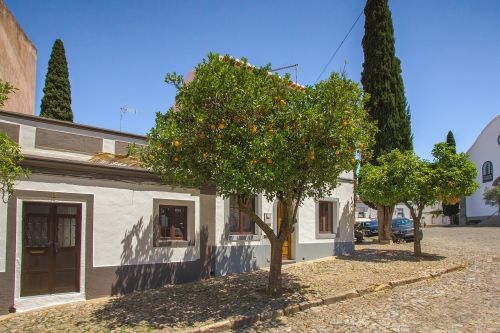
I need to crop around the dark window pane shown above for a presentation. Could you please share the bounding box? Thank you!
[26,216,49,247]
[158,205,187,240]
[228,196,255,235]
[319,202,333,233]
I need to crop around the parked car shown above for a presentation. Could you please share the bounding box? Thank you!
[391,218,423,243]
[357,220,379,237]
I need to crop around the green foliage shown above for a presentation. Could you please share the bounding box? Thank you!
[483,187,500,210]
[359,144,477,255]
[0,133,29,202]
[442,130,459,216]
[40,39,73,122]
[361,0,413,160]
[147,53,376,205]
[432,143,478,204]
[0,80,17,108]
[359,150,425,207]
[359,144,478,210]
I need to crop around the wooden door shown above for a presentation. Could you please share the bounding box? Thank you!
[277,202,292,260]
[21,202,81,297]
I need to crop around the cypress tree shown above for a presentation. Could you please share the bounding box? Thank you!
[442,130,460,222]
[360,0,413,241]
[40,39,73,122]
[445,130,456,153]
[361,0,412,158]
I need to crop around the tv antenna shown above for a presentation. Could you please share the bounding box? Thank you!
[119,106,137,131]
[271,64,298,83]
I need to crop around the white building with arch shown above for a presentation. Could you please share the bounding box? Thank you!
[462,115,500,224]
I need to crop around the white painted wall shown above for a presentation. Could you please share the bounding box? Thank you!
[466,116,500,218]
[13,175,201,267]
[298,183,354,244]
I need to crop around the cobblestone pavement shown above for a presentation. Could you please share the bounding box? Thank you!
[233,227,500,333]
[0,227,490,332]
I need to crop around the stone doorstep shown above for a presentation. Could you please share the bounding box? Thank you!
[183,263,467,333]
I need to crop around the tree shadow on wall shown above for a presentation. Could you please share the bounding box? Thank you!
[91,216,308,330]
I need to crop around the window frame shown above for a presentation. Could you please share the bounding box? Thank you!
[158,205,188,241]
[482,161,493,183]
[228,196,256,235]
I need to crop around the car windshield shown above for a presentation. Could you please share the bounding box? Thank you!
[368,221,378,226]
[392,219,412,227]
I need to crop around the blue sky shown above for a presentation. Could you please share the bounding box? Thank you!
[6,0,500,159]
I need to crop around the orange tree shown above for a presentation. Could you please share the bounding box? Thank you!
[146,53,376,295]
[359,144,477,256]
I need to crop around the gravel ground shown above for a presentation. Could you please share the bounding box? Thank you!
[0,227,483,332]
[233,227,500,333]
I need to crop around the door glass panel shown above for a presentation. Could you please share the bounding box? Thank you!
[26,216,49,247]
[57,217,77,247]
[57,206,77,215]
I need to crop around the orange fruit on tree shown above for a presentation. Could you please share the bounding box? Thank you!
[210,124,216,130]
[266,158,273,165]
[251,159,257,165]
[219,123,225,130]
[173,140,180,147]
[251,126,257,134]
[342,120,349,127]
[202,152,208,159]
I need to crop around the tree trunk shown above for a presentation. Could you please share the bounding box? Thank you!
[406,204,422,256]
[267,238,284,296]
[377,205,394,243]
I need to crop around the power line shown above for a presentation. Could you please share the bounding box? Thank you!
[315,9,364,83]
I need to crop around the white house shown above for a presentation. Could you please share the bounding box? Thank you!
[0,109,355,314]
[355,199,411,221]
[462,115,500,224]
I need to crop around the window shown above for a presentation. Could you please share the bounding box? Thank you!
[319,201,334,233]
[229,196,255,234]
[158,205,187,240]
[482,161,493,183]
[396,208,405,218]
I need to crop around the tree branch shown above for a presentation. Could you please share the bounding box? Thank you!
[238,196,277,242]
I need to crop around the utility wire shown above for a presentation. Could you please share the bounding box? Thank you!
[315,9,364,83]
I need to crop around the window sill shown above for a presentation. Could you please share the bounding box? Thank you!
[316,233,336,239]
[226,234,262,242]
[155,240,193,248]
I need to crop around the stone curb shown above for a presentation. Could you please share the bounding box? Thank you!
[169,263,467,333]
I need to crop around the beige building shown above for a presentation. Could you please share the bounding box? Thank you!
[0,0,37,115]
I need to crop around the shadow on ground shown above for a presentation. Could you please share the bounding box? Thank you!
[90,270,308,330]
[339,247,446,263]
